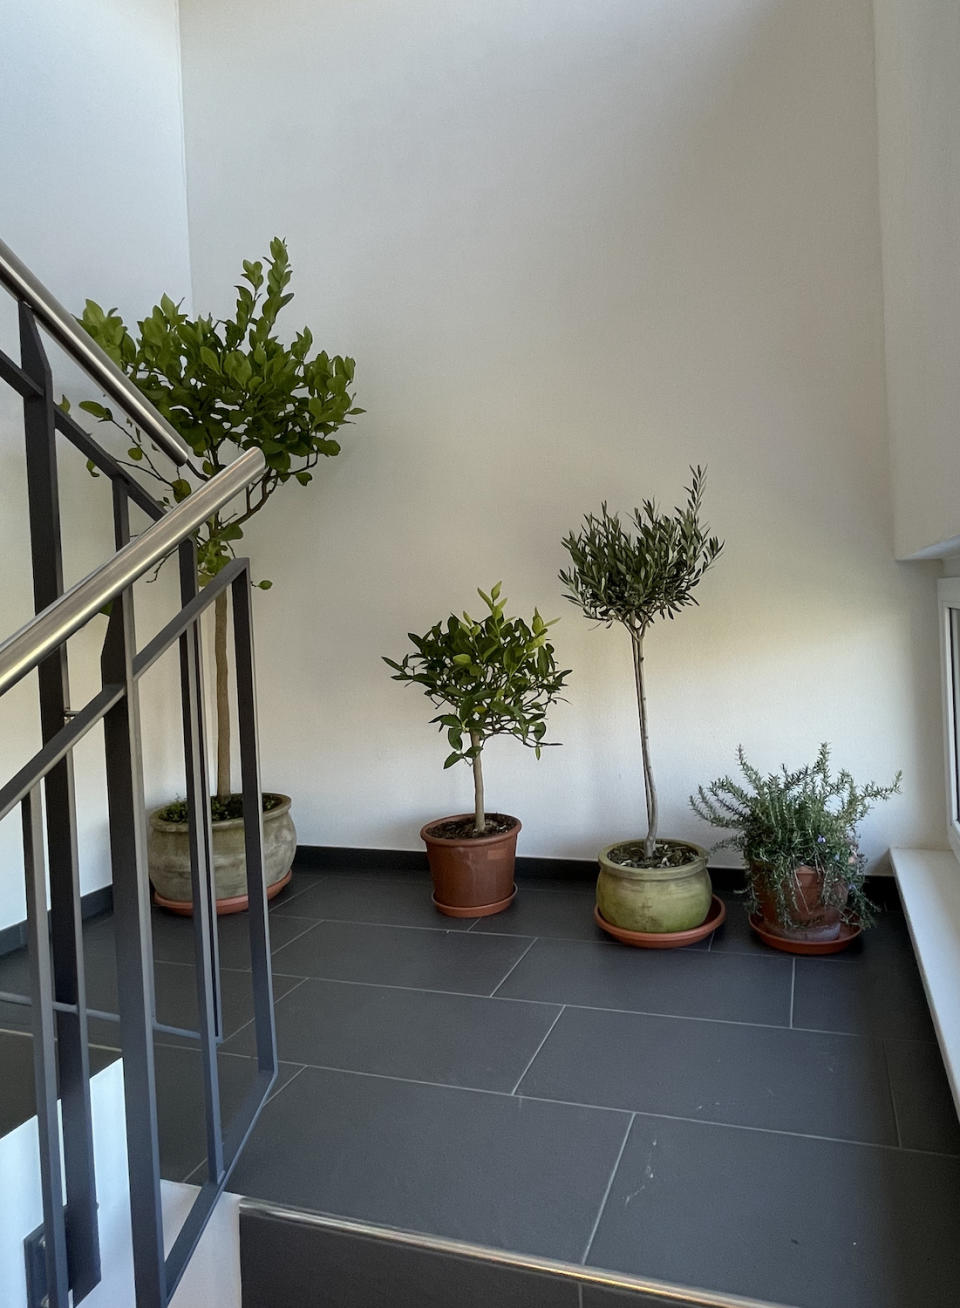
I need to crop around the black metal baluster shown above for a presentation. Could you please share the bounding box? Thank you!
[101,592,166,1308]
[23,785,71,1308]
[178,541,225,1180]
[19,302,100,1299]
[232,570,277,1076]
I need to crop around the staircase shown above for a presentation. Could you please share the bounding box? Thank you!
[0,238,276,1308]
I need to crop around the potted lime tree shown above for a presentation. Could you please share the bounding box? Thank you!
[690,744,901,953]
[76,238,362,912]
[560,467,723,944]
[384,584,571,917]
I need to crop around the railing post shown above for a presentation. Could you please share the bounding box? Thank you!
[19,302,100,1299]
[232,570,277,1075]
[23,786,71,1308]
[101,592,166,1308]
[178,540,225,1181]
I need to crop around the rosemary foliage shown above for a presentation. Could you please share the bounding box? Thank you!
[690,745,901,929]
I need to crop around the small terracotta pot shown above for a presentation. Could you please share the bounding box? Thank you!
[420,813,520,918]
[753,864,847,943]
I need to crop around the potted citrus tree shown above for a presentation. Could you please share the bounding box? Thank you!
[690,744,901,953]
[560,467,723,943]
[76,237,362,912]
[384,584,571,917]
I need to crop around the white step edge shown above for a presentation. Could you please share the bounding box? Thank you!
[889,847,960,1118]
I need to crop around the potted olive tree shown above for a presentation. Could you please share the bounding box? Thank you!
[384,584,571,917]
[76,238,362,912]
[560,467,723,942]
[690,744,901,953]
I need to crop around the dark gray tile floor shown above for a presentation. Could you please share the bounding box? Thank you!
[2,871,959,1307]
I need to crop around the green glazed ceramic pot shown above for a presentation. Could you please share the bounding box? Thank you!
[596,838,711,933]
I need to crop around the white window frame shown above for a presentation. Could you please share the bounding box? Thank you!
[938,577,960,862]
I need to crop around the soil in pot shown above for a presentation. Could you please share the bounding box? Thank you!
[420,813,520,918]
[149,792,297,915]
[597,838,712,935]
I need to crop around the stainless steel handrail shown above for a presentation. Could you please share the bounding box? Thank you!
[0,236,189,466]
[238,1202,797,1308]
[0,448,265,696]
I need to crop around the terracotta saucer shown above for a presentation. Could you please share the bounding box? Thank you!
[153,868,292,917]
[594,894,726,949]
[748,913,861,955]
[433,885,517,919]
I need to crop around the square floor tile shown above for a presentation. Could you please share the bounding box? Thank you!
[792,951,936,1040]
[270,920,533,995]
[497,938,791,1025]
[222,978,560,1091]
[228,1065,631,1263]
[151,1044,301,1181]
[271,871,476,930]
[239,1212,580,1308]
[519,1006,895,1143]
[150,910,316,970]
[470,885,625,945]
[885,1038,960,1154]
[588,1114,960,1308]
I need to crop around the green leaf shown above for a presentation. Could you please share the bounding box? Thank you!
[127,446,143,461]
[79,400,111,421]
[443,752,461,769]
[171,478,192,502]
[257,579,273,590]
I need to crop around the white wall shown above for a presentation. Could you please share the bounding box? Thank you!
[873,0,960,561]
[178,0,944,868]
[0,0,193,928]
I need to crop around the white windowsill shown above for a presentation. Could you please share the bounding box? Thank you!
[890,847,960,1118]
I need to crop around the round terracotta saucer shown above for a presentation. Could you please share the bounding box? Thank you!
[153,868,292,917]
[594,894,726,949]
[748,913,861,955]
[433,885,518,919]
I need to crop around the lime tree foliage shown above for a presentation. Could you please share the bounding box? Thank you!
[384,585,572,834]
[70,237,361,800]
[690,744,901,928]
[560,466,723,864]
[73,237,362,587]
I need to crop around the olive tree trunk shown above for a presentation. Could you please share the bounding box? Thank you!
[630,627,657,859]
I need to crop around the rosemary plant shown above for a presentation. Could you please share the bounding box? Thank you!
[690,745,901,929]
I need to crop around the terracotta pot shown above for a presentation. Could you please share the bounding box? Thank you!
[752,863,847,943]
[148,793,297,915]
[420,813,520,918]
[596,839,712,934]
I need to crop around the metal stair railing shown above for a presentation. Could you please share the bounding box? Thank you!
[0,238,278,1308]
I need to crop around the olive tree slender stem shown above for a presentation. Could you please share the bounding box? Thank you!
[631,627,657,858]
[214,588,231,800]
[470,731,485,834]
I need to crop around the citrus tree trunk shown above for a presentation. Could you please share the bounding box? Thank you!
[470,732,485,834]
[214,588,231,801]
[630,627,657,859]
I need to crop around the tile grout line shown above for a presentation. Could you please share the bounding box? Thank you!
[509,1005,566,1095]
[224,1054,957,1158]
[580,1111,636,1265]
[880,1039,903,1149]
[180,1063,309,1186]
[216,975,311,1050]
[488,937,539,997]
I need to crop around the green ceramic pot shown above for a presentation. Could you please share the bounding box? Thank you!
[596,838,711,933]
